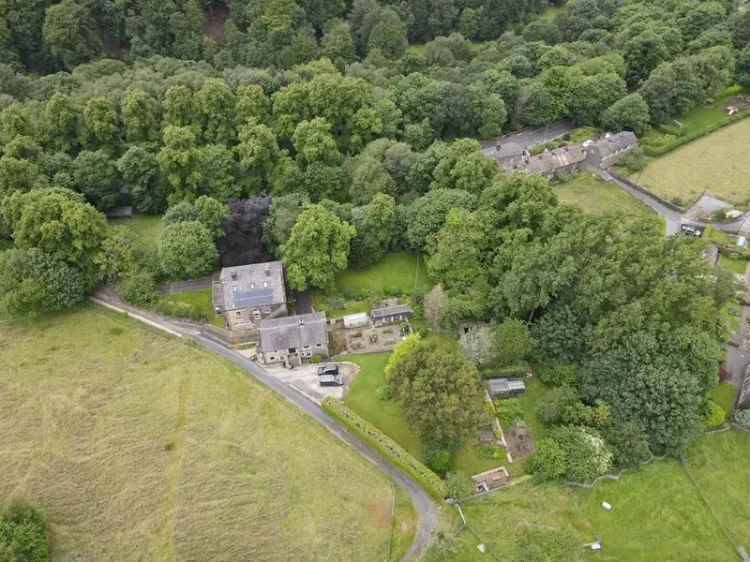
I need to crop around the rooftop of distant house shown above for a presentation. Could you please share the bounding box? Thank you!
[371,303,413,320]
[216,261,286,312]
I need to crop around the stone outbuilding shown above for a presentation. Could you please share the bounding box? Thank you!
[371,303,413,327]
[258,312,329,367]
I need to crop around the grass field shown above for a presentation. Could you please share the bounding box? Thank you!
[313,252,431,318]
[109,215,162,251]
[432,431,750,562]
[0,306,412,561]
[555,173,659,222]
[633,118,750,208]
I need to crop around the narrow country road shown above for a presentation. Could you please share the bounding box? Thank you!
[597,169,683,235]
[90,291,439,561]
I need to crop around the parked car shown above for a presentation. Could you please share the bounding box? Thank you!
[319,374,344,387]
[318,364,339,376]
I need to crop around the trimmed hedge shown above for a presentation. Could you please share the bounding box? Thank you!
[481,362,530,379]
[642,112,750,157]
[322,397,448,500]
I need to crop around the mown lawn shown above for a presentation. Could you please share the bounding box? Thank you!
[555,173,660,223]
[0,306,407,561]
[432,431,750,562]
[633,117,750,208]
[719,254,748,276]
[711,382,738,413]
[313,252,431,318]
[109,214,162,251]
[158,288,224,327]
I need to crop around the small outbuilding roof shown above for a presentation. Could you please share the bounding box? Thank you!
[371,304,413,319]
[487,378,526,396]
[342,312,370,327]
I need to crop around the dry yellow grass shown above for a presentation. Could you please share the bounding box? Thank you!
[0,306,407,561]
[632,118,750,208]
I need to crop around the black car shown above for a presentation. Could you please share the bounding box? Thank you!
[318,364,339,376]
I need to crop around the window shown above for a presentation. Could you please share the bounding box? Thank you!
[316,343,322,347]
[303,345,310,350]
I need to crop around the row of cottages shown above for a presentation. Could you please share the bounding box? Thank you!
[499,131,638,178]
[212,261,330,366]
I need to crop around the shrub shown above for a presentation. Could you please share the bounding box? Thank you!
[425,444,452,474]
[496,397,524,427]
[481,362,529,379]
[445,471,473,500]
[0,503,49,562]
[550,425,613,482]
[322,397,448,499]
[528,438,567,482]
[310,354,323,364]
[619,146,647,172]
[536,363,577,387]
[704,400,727,429]
[492,319,535,367]
[735,409,750,428]
[603,420,650,468]
[118,269,158,306]
[536,386,588,426]
[375,384,392,401]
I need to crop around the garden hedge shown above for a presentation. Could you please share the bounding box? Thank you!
[322,397,448,500]
[481,362,530,379]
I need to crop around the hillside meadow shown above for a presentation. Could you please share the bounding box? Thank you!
[0,306,412,561]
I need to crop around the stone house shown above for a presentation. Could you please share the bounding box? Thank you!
[258,312,329,367]
[213,261,287,331]
[371,303,414,327]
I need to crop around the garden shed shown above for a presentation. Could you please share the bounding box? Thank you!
[487,378,526,399]
[343,312,370,329]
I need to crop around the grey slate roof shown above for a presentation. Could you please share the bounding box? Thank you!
[594,131,637,157]
[487,378,526,395]
[218,261,286,311]
[526,145,586,174]
[371,304,413,319]
[259,312,327,353]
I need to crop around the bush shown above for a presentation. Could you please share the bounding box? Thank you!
[528,438,567,482]
[704,400,727,429]
[118,269,158,306]
[496,397,524,427]
[536,363,577,387]
[603,420,650,468]
[445,471,473,500]
[375,384,392,401]
[0,503,49,562]
[619,146,647,173]
[493,319,535,367]
[310,354,323,364]
[550,425,613,482]
[425,444,452,474]
[153,299,209,321]
[536,386,588,426]
[481,362,529,379]
[322,397,448,499]
[735,409,750,428]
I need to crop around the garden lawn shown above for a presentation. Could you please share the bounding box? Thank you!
[109,214,163,252]
[0,306,407,562]
[343,352,499,476]
[158,288,224,328]
[719,254,748,276]
[711,382,738,413]
[555,173,659,222]
[432,432,749,562]
[632,118,750,209]
[313,252,431,318]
